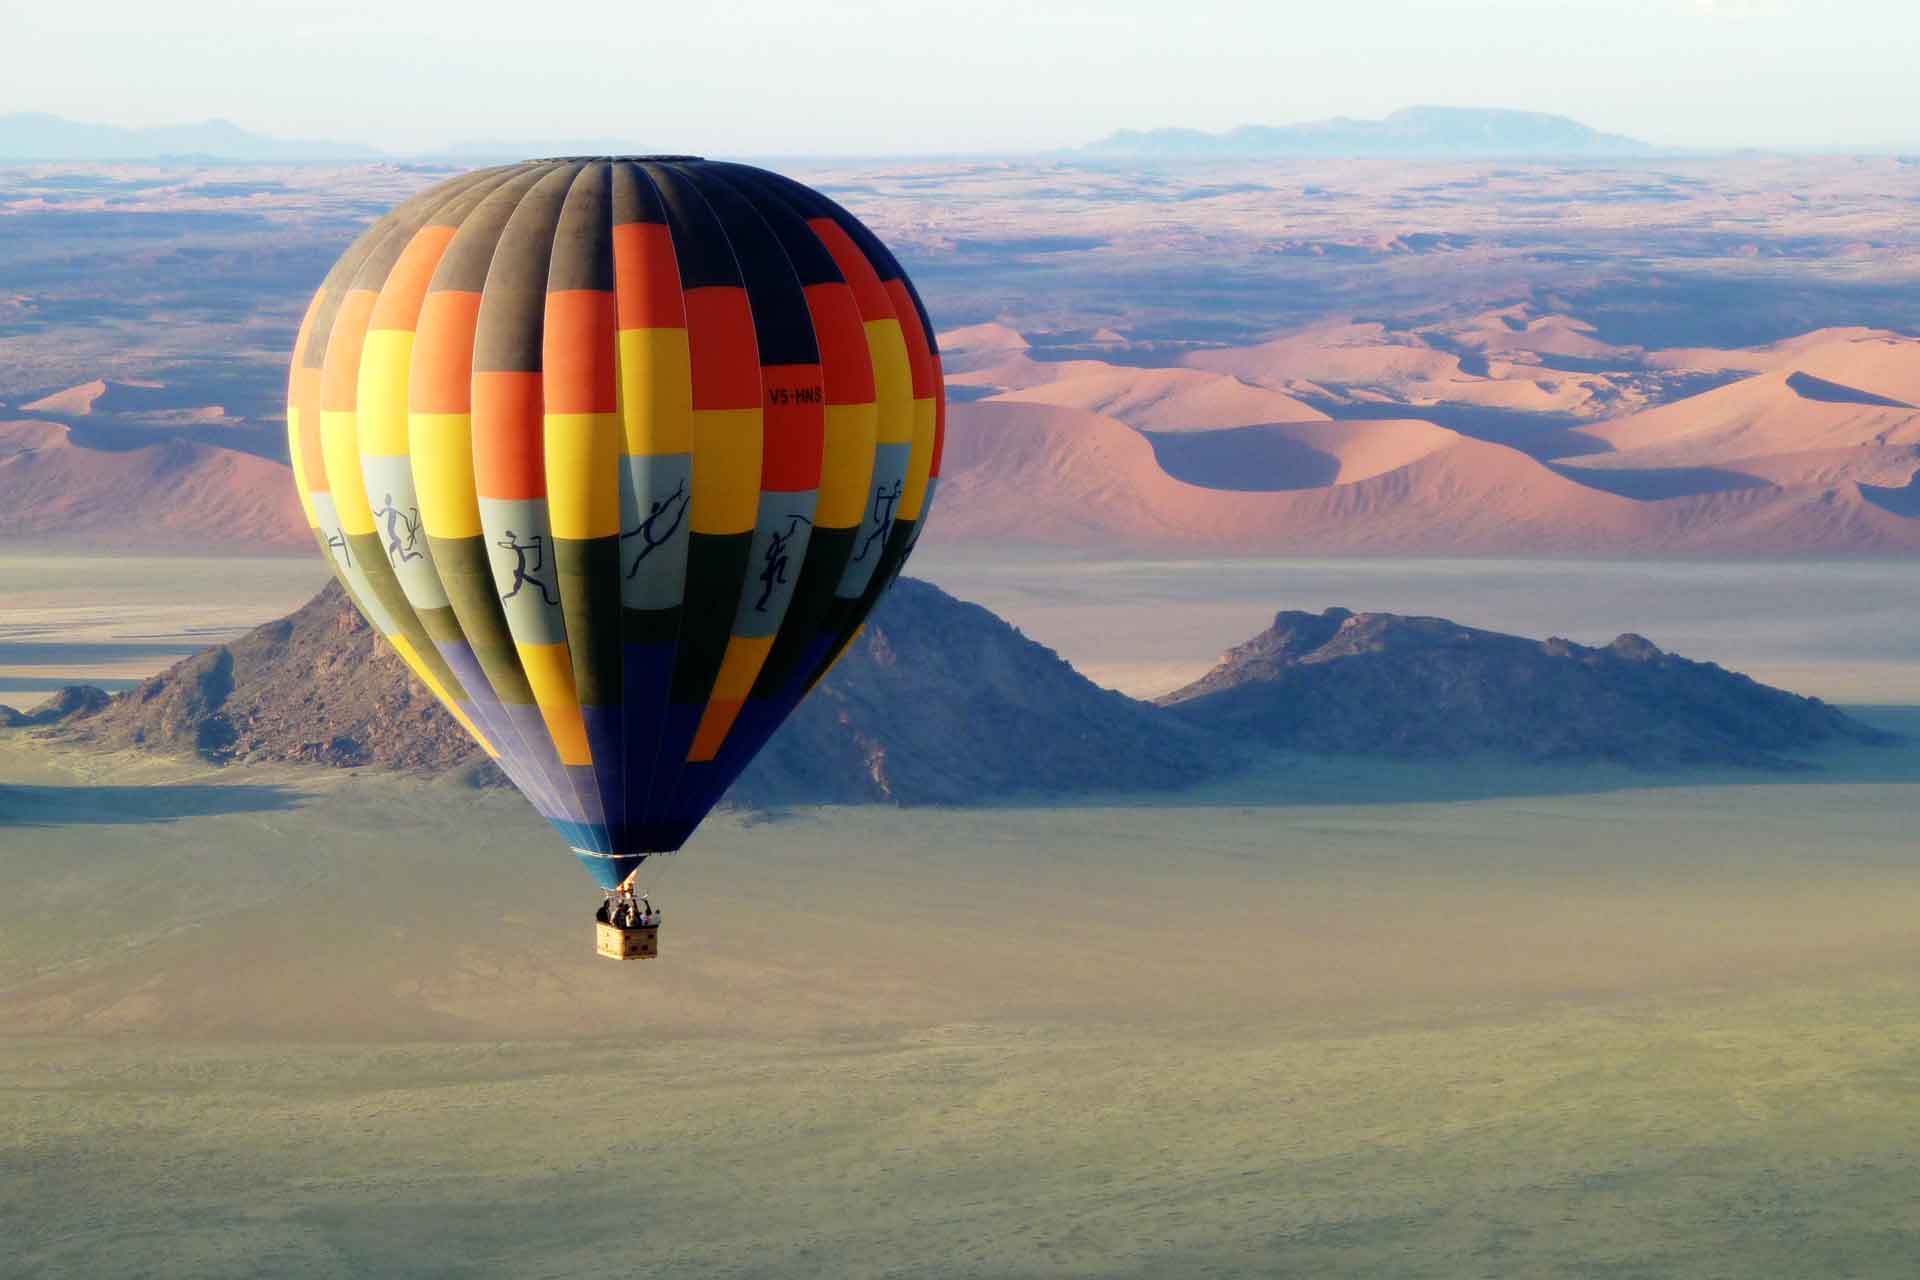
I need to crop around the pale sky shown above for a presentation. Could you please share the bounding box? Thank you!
[2,0,1915,154]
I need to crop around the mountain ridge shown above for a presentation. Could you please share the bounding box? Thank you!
[1083,107,1659,159]
[1159,607,1890,768]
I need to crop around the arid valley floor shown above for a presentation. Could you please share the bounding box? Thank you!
[8,553,1920,1276]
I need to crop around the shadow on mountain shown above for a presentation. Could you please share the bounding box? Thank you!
[0,780,305,827]
[1143,426,1342,491]
[1311,398,1611,459]
[1860,473,1920,517]
[1785,370,1915,408]
[1549,464,1773,500]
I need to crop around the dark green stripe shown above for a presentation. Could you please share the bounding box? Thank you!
[554,534,623,707]
[472,163,582,373]
[427,533,537,705]
[670,532,752,704]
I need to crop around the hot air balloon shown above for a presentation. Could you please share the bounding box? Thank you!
[286,158,945,956]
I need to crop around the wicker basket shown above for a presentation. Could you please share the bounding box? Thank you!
[596,920,660,960]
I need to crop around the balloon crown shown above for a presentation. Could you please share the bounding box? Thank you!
[529,154,707,163]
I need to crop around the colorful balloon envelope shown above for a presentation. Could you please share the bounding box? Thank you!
[287,159,945,889]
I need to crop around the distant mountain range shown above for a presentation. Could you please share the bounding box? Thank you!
[2,106,1660,164]
[1082,107,1658,159]
[0,112,379,163]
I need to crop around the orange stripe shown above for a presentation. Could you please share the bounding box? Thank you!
[688,699,744,762]
[803,283,875,405]
[884,279,934,400]
[411,291,482,413]
[808,219,893,320]
[543,290,617,414]
[320,290,377,412]
[293,368,329,493]
[287,290,322,411]
[370,225,456,331]
[684,287,759,411]
[472,371,545,500]
[613,223,685,329]
[761,363,825,492]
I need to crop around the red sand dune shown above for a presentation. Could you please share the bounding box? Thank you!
[1646,328,1912,380]
[1447,306,1636,362]
[990,365,1329,430]
[1570,365,1920,469]
[0,419,307,550]
[928,401,1920,555]
[22,378,177,417]
[1185,321,1460,389]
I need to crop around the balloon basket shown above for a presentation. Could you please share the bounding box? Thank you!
[596,919,659,960]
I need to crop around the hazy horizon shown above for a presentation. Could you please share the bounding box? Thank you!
[4,0,1918,156]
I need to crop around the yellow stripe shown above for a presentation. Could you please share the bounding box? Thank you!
[320,409,376,536]
[390,634,497,756]
[866,319,915,446]
[411,411,482,540]
[711,633,776,702]
[518,641,591,766]
[356,330,414,457]
[817,401,878,529]
[544,411,622,540]
[616,328,693,456]
[287,412,319,527]
[899,397,937,521]
[690,407,762,536]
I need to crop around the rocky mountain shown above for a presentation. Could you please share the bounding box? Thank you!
[1083,107,1657,159]
[51,578,1229,805]
[1159,608,1890,768]
[36,582,1893,794]
[0,685,108,729]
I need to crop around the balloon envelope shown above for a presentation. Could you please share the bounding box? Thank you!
[287,159,945,888]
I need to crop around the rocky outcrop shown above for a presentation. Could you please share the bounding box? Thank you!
[1159,607,1892,768]
[52,578,1229,803]
[0,684,110,728]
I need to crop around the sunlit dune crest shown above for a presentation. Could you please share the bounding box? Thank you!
[0,418,305,549]
[992,365,1330,430]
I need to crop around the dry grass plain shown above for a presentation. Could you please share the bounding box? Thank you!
[7,715,1920,1276]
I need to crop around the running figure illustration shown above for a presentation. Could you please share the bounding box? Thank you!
[851,479,903,564]
[372,492,424,563]
[496,529,558,606]
[754,514,813,612]
[620,478,689,579]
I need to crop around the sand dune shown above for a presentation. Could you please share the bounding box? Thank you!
[1144,419,1453,490]
[1570,366,1920,467]
[1186,319,1628,420]
[1446,305,1635,362]
[931,401,1920,554]
[934,401,1648,551]
[1186,321,1461,389]
[0,418,306,550]
[1646,327,1912,378]
[991,364,1329,430]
